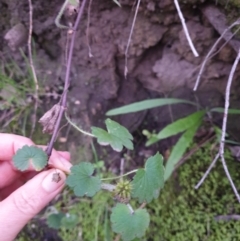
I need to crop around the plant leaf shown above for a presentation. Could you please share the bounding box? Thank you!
[164,118,203,181]
[66,162,101,197]
[106,98,197,116]
[111,203,150,241]
[47,213,65,229]
[13,145,48,171]
[146,110,205,146]
[210,107,240,114]
[91,118,133,152]
[61,214,78,228]
[131,153,164,203]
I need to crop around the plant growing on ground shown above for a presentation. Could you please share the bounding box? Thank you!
[13,119,165,240]
[107,98,240,181]
[9,0,240,239]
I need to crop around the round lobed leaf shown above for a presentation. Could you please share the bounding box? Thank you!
[66,162,101,197]
[131,152,164,203]
[13,145,48,171]
[111,203,150,241]
[47,213,65,229]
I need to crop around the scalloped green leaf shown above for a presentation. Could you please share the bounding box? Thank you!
[111,203,150,241]
[47,213,65,229]
[13,145,48,171]
[66,162,101,197]
[91,118,133,152]
[131,153,164,203]
[61,214,78,228]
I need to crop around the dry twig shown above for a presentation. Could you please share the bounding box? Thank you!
[219,49,240,202]
[174,0,199,57]
[46,0,88,157]
[195,153,219,189]
[195,49,240,201]
[86,0,94,57]
[193,18,240,91]
[28,0,39,138]
[124,0,141,78]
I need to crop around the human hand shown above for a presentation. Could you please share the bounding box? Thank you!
[0,134,72,241]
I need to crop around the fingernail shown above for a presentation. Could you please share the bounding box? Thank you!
[42,170,66,193]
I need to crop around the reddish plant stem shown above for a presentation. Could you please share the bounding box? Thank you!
[46,0,88,157]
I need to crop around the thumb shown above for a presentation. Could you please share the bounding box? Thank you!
[0,169,66,241]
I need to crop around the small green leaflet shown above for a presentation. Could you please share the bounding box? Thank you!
[210,107,240,114]
[47,213,78,229]
[111,203,150,241]
[66,162,101,197]
[91,118,133,152]
[146,110,205,146]
[61,214,78,228]
[131,153,164,203]
[47,213,65,229]
[13,145,48,171]
[106,98,197,116]
[164,117,203,181]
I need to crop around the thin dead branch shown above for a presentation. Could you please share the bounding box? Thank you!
[193,18,240,91]
[195,49,240,196]
[195,153,219,189]
[28,0,39,138]
[174,0,199,57]
[219,49,240,203]
[45,0,88,157]
[124,0,141,78]
[215,214,240,222]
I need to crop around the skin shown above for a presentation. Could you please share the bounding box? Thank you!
[0,134,72,241]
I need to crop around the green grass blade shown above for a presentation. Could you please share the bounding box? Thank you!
[210,107,240,114]
[106,98,197,116]
[164,118,203,181]
[146,110,205,146]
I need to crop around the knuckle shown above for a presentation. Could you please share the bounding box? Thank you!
[12,190,41,216]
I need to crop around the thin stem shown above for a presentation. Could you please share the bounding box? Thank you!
[101,183,116,192]
[28,0,39,138]
[194,19,240,91]
[124,0,141,78]
[101,169,138,181]
[219,49,240,202]
[174,0,199,57]
[65,112,95,137]
[127,203,134,214]
[46,0,88,157]
[55,0,70,29]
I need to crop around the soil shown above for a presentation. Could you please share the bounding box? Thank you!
[1,0,240,165]
[1,1,240,240]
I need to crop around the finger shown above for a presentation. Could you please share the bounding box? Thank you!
[0,161,21,189]
[0,169,66,241]
[0,134,34,161]
[0,171,37,198]
[58,151,71,161]
[0,133,71,174]
[39,147,72,173]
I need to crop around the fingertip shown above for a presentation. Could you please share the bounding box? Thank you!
[0,169,66,240]
[58,151,71,161]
